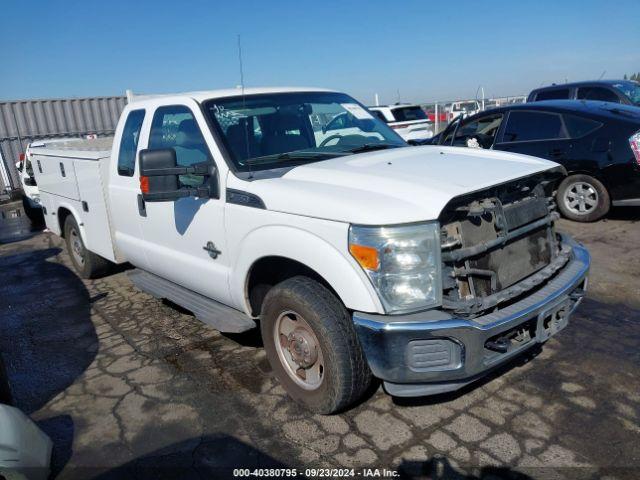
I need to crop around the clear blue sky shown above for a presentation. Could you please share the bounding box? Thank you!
[2,0,639,104]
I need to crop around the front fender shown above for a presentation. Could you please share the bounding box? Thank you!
[230,225,383,315]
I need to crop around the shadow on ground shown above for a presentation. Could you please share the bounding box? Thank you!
[0,246,97,477]
[93,435,286,480]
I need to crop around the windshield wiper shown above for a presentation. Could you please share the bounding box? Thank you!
[245,150,348,165]
[343,143,402,154]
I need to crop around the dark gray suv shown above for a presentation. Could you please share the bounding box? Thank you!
[528,80,640,107]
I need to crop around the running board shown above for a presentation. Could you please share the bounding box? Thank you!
[127,269,256,333]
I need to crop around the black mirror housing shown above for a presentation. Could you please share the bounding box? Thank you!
[139,148,217,202]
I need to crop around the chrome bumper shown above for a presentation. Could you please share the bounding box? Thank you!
[353,234,590,397]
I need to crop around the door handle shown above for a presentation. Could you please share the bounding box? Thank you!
[203,241,221,259]
[137,194,147,217]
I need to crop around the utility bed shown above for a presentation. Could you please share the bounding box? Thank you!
[30,137,120,262]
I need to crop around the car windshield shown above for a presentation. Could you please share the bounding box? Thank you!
[611,81,640,105]
[203,92,406,172]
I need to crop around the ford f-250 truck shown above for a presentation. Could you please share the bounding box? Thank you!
[31,88,590,414]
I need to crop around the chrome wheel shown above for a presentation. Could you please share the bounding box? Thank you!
[69,227,85,266]
[563,181,599,216]
[273,310,324,391]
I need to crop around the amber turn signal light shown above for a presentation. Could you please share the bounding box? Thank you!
[140,176,149,194]
[349,244,379,271]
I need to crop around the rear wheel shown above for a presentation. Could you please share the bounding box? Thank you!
[557,174,610,222]
[21,196,43,225]
[64,215,110,278]
[260,276,372,414]
[0,353,12,405]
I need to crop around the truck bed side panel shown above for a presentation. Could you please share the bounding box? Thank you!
[74,161,117,262]
[34,154,81,200]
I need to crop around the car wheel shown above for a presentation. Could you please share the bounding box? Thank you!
[557,174,610,222]
[21,196,44,224]
[0,353,12,405]
[260,276,372,414]
[64,215,110,279]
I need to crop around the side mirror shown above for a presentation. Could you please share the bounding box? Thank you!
[139,148,213,202]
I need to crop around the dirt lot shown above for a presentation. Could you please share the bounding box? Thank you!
[1,202,639,479]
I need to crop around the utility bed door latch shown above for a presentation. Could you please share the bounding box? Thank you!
[203,241,221,259]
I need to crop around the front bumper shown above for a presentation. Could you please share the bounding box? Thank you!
[353,234,590,397]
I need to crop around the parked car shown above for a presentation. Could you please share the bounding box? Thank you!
[0,353,52,480]
[15,147,43,222]
[369,104,434,141]
[428,100,640,221]
[448,100,481,121]
[528,80,640,106]
[32,87,589,414]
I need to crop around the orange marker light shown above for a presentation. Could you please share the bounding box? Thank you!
[349,244,379,271]
[140,176,149,194]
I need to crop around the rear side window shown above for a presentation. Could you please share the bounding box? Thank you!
[577,87,620,103]
[535,89,570,101]
[502,111,567,142]
[117,109,145,176]
[392,106,428,122]
[371,110,389,122]
[563,114,601,138]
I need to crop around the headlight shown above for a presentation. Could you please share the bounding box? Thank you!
[349,222,442,313]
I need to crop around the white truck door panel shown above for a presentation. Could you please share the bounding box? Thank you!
[136,101,231,304]
[34,155,80,200]
[108,108,151,270]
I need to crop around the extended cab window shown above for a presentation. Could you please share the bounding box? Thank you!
[149,106,211,188]
[451,113,503,148]
[535,89,570,101]
[502,111,567,142]
[117,109,145,176]
[576,87,620,103]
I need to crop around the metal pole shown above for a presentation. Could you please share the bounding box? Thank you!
[435,102,439,133]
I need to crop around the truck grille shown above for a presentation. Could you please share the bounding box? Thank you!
[439,170,565,317]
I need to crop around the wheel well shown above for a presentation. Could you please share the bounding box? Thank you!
[57,207,72,237]
[246,256,340,317]
[563,170,609,190]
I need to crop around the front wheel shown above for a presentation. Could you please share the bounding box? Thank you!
[260,276,372,414]
[556,174,610,222]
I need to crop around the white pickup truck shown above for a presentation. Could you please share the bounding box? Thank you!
[31,87,590,414]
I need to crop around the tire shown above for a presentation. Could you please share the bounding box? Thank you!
[260,276,372,414]
[64,215,110,279]
[21,196,44,224]
[556,174,610,222]
[0,353,12,405]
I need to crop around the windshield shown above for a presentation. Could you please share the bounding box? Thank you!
[203,92,406,171]
[611,81,640,105]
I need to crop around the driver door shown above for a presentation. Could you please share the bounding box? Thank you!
[137,100,232,305]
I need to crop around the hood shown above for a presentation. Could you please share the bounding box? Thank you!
[231,146,560,225]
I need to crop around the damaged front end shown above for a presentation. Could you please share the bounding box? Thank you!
[353,167,591,397]
[439,168,570,318]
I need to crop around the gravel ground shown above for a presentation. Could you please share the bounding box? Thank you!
[1,201,639,479]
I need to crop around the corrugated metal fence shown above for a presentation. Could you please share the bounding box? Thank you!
[0,95,127,192]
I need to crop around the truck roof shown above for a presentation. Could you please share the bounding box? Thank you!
[130,87,337,104]
[29,136,114,160]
